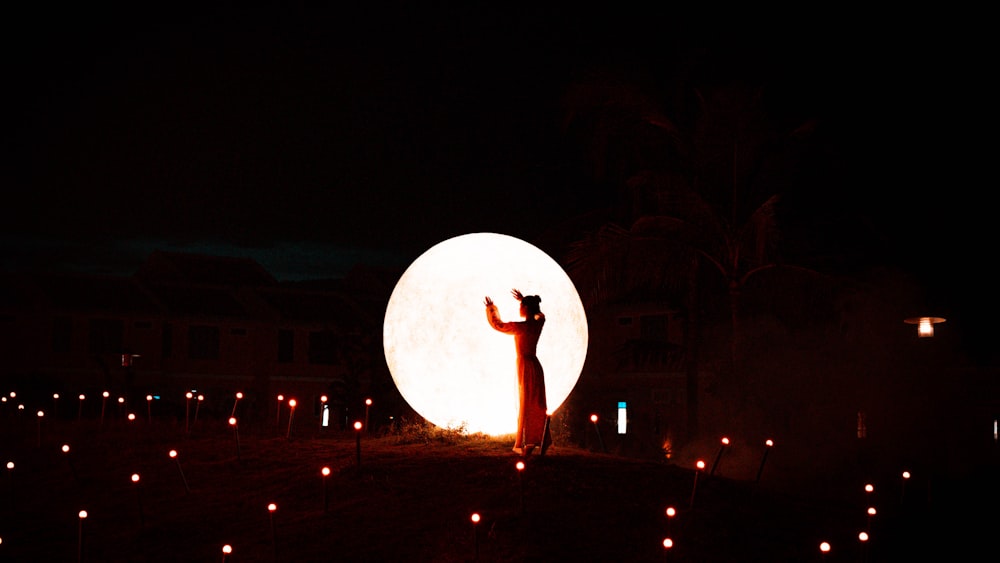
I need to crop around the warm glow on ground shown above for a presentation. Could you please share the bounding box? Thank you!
[383,233,588,435]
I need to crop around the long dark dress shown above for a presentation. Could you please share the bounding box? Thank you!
[486,304,552,454]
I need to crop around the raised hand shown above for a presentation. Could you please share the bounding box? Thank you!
[511,289,523,301]
[484,296,494,307]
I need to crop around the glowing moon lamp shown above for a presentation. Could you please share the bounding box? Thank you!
[383,232,588,436]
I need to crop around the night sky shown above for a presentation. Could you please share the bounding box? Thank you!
[2,8,993,353]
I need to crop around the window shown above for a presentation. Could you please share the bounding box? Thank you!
[640,314,667,341]
[278,329,294,363]
[53,316,72,354]
[88,318,123,355]
[308,330,339,365]
[188,325,220,360]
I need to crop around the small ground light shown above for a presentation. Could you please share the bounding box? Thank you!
[170,450,191,494]
[131,473,144,528]
[819,541,831,553]
[231,392,243,418]
[471,513,481,559]
[354,421,363,466]
[662,537,673,549]
[858,531,869,542]
[756,439,774,483]
[710,436,730,476]
[689,460,705,509]
[229,417,241,462]
[78,510,87,563]
[286,399,297,438]
[63,445,78,481]
[321,466,331,512]
[36,410,44,447]
[589,414,606,452]
[268,503,278,561]
[365,398,372,431]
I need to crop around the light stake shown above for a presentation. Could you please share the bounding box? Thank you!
[471,512,481,560]
[689,460,705,509]
[146,395,153,424]
[169,450,191,494]
[540,410,552,456]
[78,510,87,563]
[229,418,242,463]
[866,506,876,533]
[858,531,870,563]
[167,450,191,493]
[901,470,911,506]
[193,395,204,429]
[275,395,284,432]
[52,393,59,417]
[268,503,278,561]
[662,537,674,558]
[231,392,243,418]
[62,444,79,483]
[117,396,125,419]
[709,436,730,476]
[221,544,232,563]
[354,421,363,466]
[286,399,297,439]
[516,460,525,513]
[6,461,14,506]
[590,414,606,452]
[100,392,109,427]
[755,439,774,483]
[365,398,372,432]
[185,392,193,434]
[665,506,676,535]
[819,541,831,557]
[36,410,44,448]
[321,466,331,513]
[78,394,85,421]
[131,473,144,529]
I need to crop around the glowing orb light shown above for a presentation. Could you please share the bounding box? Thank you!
[383,233,588,436]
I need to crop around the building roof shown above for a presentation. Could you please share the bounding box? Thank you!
[29,272,163,316]
[136,250,277,287]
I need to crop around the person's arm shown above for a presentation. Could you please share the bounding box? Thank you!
[485,296,515,333]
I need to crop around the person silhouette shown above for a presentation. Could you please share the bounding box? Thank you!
[484,289,552,456]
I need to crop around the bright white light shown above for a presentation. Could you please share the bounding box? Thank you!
[617,401,627,434]
[383,233,588,435]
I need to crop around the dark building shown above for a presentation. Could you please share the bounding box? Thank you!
[0,251,400,431]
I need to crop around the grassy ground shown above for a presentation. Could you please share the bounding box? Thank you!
[1,413,995,562]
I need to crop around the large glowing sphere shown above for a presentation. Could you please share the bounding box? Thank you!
[383,232,588,435]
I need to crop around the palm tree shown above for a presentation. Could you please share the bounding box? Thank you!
[561,71,823,439]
